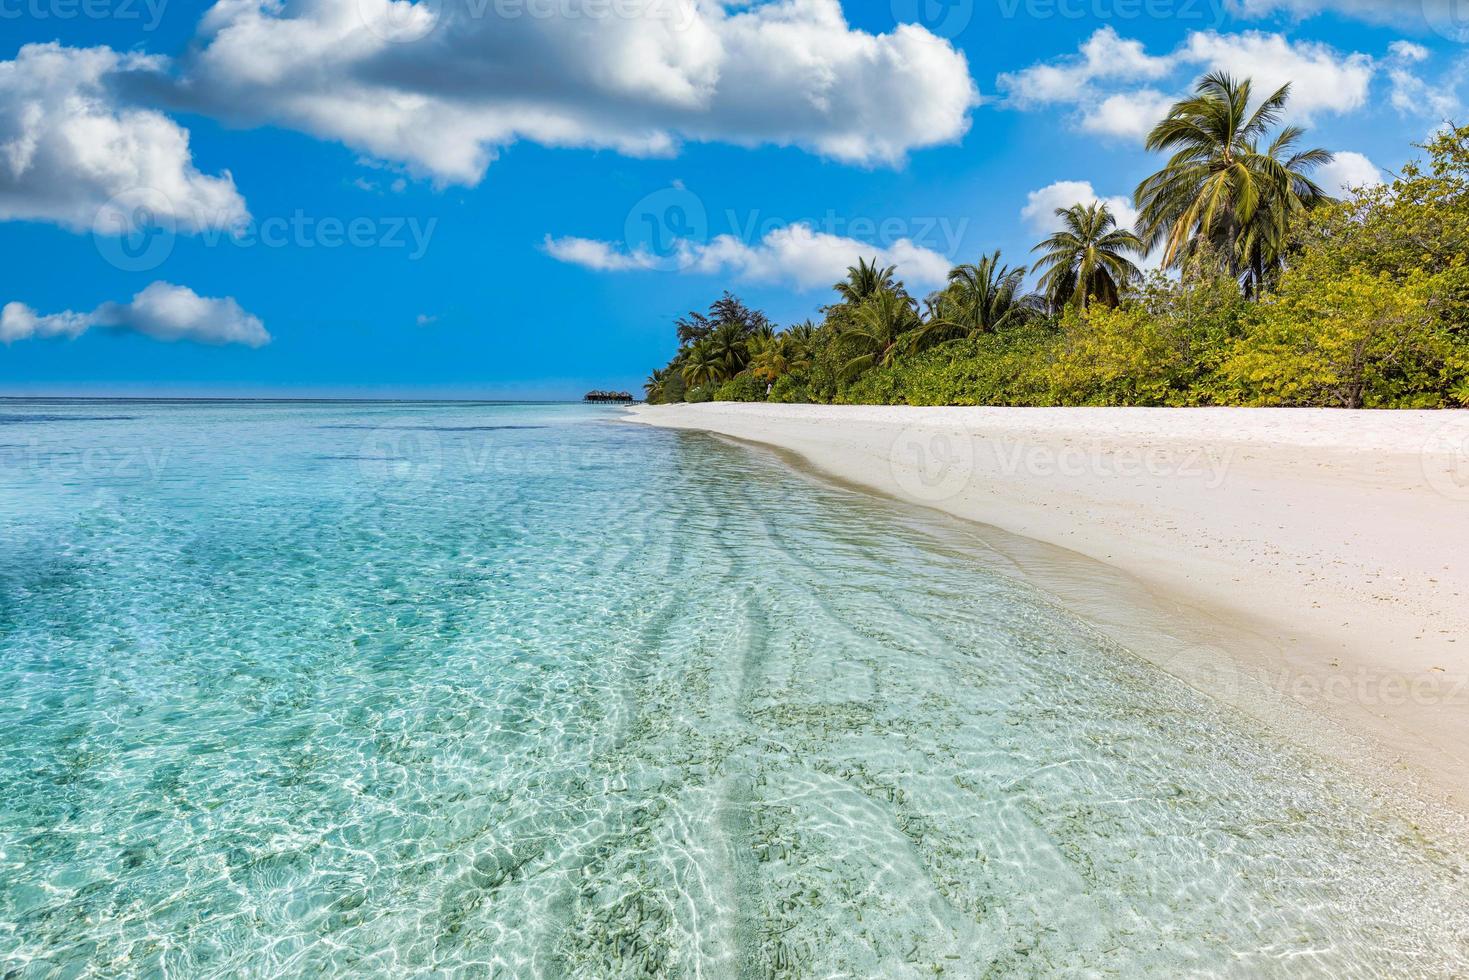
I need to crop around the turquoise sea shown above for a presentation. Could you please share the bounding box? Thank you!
[1,400,1466,978]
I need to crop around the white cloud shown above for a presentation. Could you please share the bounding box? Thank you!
[1227,0,1450,29]
[1318,151,1383,196]
[1,282,269,347]
[543,235,655,272]
[0,304,91,344]
[998,27,1174,108]
[181,0,978,185]
[1080,90,1176,141]
[544,222,954,292]
[415,313,437,326]
[1389,41,1430,63]
[1389,66,1461,119]
[1386,42,1462,120]
[1000,29,1375,139]
[0,43,247,233]
[1021,180,1139,233]
[1182,32,1373,120]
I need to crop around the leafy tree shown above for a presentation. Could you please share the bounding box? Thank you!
[1031,202,1143,310]
[643,367,668,404]
[916,251,1034,348]
[675,292,771,345]
[680,339,726,388]
[837,289,922,379]
[1222,267,1451,408]
[1134,71,1332,294]
[748,332,811,384]
[833,257,898,306]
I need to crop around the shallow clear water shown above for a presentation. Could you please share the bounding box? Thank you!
[1,400,1466,978]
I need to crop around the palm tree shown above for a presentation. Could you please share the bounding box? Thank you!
[643,367,668,403]
[1134,71,1333,294]
[1031,202,1144,310]
[833,257,898,306]
[680,339,725,388]
[838,289,922,379]
[705,321,751,378]
[748,332,811,384]
[916,251,1031,347]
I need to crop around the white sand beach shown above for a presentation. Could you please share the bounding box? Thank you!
[629,403,1469,811]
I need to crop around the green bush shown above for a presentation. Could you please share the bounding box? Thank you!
[684,384,714,403]
[768,373,812,403]
[713,374,768,402]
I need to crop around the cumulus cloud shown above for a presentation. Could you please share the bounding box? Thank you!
[1021,180,1139,233]
[0,43,247,233]
[997,27,1172,108]
[1181,32,1373,120]
[1,282,269,347]
[999,29,1374,140]
[1079,90,1177,141]
[544,222,953,292]
[1318,151,1383,196]
[180,0,978,185]
[0,304,91,344]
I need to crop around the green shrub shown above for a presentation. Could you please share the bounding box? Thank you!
[768,373,812,403]
[713,374,768,402]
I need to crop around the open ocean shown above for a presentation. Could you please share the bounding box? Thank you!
[1,400,1466,977]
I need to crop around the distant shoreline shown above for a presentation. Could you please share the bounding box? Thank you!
[629,402,1469,818]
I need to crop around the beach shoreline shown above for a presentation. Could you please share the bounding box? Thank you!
[627,403,1469,816]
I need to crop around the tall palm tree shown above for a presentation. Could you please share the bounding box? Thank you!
[916,251,1031,347]
[838,289,922,379]
[1031,202,1144,310]
[643,367,668,403]
[1134,71,1333,294]
[833,257,898,306]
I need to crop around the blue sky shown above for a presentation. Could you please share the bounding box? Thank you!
[1,0,1464,397]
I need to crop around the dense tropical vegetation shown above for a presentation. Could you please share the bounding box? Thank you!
[645,78,1469,410]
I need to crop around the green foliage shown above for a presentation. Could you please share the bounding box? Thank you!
[713,374,768,402]
[642,116,1469,412]
[1220,269,1455,408]
[768,372,812,403]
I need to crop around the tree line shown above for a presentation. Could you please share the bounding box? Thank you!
[644,74,1469,410]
